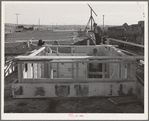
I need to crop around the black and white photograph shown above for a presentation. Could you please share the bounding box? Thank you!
[1,1,148,120]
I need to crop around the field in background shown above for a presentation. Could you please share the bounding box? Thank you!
[5,23,112,33]
[5,30,75,42]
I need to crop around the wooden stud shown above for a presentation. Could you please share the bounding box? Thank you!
[27,63,31,78]
[121,62,126,79]
[37,63,41,78]
[76,63,78,78]
[56,47,59,55]
[48,62,51,79]
[44,63,47,78]
[106,63,109,78]
[86,59,89,78]
[18,63,23,83]
[32,63,34,78]
[102,63,105,78]
[72,62,74,78]
[41,63,44,78]
[33,63,37,78]
[132,62,136,78]
[71,47,73,56]
[57,63,59,78]
[107,38,109,45]
[119,63,121,79]
[127,62,131,78]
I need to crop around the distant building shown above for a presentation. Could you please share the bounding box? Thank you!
[15,25,24,32]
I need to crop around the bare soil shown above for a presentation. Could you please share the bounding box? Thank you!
[4,72,144,113]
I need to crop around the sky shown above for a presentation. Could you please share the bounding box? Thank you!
[3,1,146,26]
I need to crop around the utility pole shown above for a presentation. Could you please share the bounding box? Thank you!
[103,15,105,35]
[15,13,20,25]
[38,19,40,30]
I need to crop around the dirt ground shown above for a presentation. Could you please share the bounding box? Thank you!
[4,30,144,113]
[4,72,144,113]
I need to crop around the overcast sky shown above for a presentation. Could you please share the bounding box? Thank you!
[3,1,146,26]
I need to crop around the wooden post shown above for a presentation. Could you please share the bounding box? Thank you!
[107,38,109,45]
[102,63,105,78]
[27,63,31,78]
[18,62,23,83]
[71,47,73,56]
[131,62,136,78]
[72,62,74,78]
[105,63,109,78]
[41,63,44,78]
[57,63,59,78]
[32,63,34,78]
[121,62,125,79]
[119,63,121,79]
[37,63,41,78]
[48,62,51,78]
[127,62,131,78]
[87,39,90,46]
[50,62,53,79]
[43,62,46,78]
[33,63,37,78]
[76,63,78,78]
[14,61,17,71]
[56,47,59,55]
[86,59,89,78]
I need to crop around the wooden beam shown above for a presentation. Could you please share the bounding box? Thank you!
[88,72,107,75]
[15,55,144,61]
[22,78,136,83]
[50,60,123,63]
[107,38,144,48]
[44,45,118,47]
[29,47,45,56]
